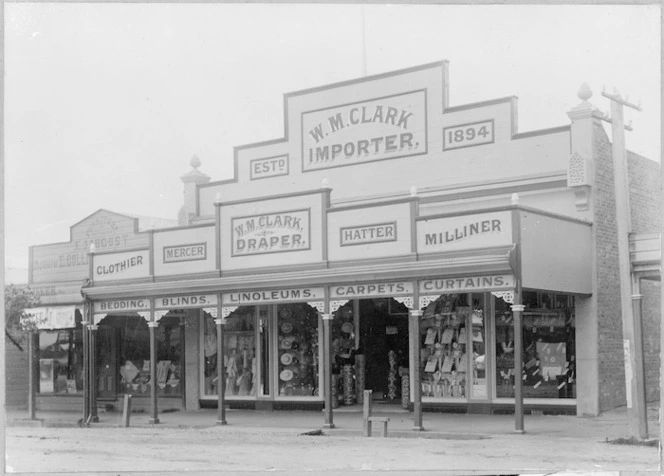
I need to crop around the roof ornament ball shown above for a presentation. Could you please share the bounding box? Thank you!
[190,154,201,170]
[511,193,520,205]
[577,83,592,103]
[410,185,418,197]
[321,177,330,188]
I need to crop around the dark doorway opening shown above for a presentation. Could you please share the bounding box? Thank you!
[358,298,409,401]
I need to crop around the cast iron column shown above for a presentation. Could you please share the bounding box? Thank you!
[148,320,160,424]
[215,317,227,425]
[631,278,648,438]
[409,310,423,430]
[89,324,99,422]
[81,316,89,423]
[27,330,37,420]
[322,312,334,429]
[511,303,525,433]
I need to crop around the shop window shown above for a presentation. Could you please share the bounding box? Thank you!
[38,329,83,394]
[203,307,258,398]
[419,293,483,400]
[277,303,319,397]
[99,314,183,398]
[494,291,576,399]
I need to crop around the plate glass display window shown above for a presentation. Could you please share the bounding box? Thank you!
[38,326,83,394]
[419,294,475,400]
[494,291,576,399]
[276,303,319,397]
[96,314,184,398]
[202,306,259,398]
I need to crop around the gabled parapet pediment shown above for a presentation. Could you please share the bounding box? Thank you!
[197,61,572,217]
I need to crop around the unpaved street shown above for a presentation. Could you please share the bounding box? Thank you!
[5,425,659,475]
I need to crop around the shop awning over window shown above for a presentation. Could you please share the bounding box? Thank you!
[21,305,78,330]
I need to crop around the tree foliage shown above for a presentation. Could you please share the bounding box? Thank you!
[5,284,41,347]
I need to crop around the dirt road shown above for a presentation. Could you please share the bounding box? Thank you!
[5,424,659,475]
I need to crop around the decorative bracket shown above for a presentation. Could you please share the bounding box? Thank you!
[137,311,152,323]
[492,291,514,304]
[419,295,438,310]
[393,296,414,309]
[93,314,106,325]
[154,310,169,322]
[567,152,592,211]
[221,306,237,318]
[203,307,218,318]
[330,300,350,313]
[308,301,325,313]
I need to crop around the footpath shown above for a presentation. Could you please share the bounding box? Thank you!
[6,401,661,441]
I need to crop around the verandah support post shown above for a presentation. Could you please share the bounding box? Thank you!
[27,330,37,420]
[148,320,160,424]
[409,309,423,431]
[215,317,227,425]
[631,276,648,438]
[512,302,525,434]
[322,312,335,429]
[89,324,99,422]
[81,313,90,423]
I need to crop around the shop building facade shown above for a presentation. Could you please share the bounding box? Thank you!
[25,61,660,419]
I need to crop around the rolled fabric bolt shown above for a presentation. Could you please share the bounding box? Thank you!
[532,369,540,376]
[557,381,566,389]
[533,381,542,389]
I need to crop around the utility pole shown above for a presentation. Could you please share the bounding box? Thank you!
[601,88,648,440]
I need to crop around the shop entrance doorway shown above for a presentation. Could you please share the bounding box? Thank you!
[358,299,409,402]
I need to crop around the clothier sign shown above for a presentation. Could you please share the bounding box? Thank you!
[301,90,427,172]
[232,209,310,256]
[93,249,151,282]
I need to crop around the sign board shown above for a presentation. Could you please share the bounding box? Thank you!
[330,282,413,299]
[222,288,325,305]
[419,275,514,294]
[94,298,150,313]
[155,294,218,309]
[250,155,289,180]
[417,211,512,254]
[231,209,311,257]
[301,90,427,172]
[443,119,495,151]
[93,249,151,282]
[23,306,77,330]
[340,222,397,247]
[163,243,207,263]
[31,210,148,285]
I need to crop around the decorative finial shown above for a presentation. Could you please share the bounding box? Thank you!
[89,243,96,254]
[190,155,201,169]
[410,186,418,197]
[577,83,592,102]
[215,193,222,204]
[321,178,330,188]
[511,193,520,205]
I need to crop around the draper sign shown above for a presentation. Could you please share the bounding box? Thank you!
[301,90,427,172]
[231,209,311,257]
[417,211,512,253]
[93,249,150,282]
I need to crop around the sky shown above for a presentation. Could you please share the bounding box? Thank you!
[5,3,661,282]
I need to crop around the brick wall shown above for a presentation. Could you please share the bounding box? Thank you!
[628,150,661,404]
[592,122,626,411]
[593,123,662,411]
[5,335,29,408]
